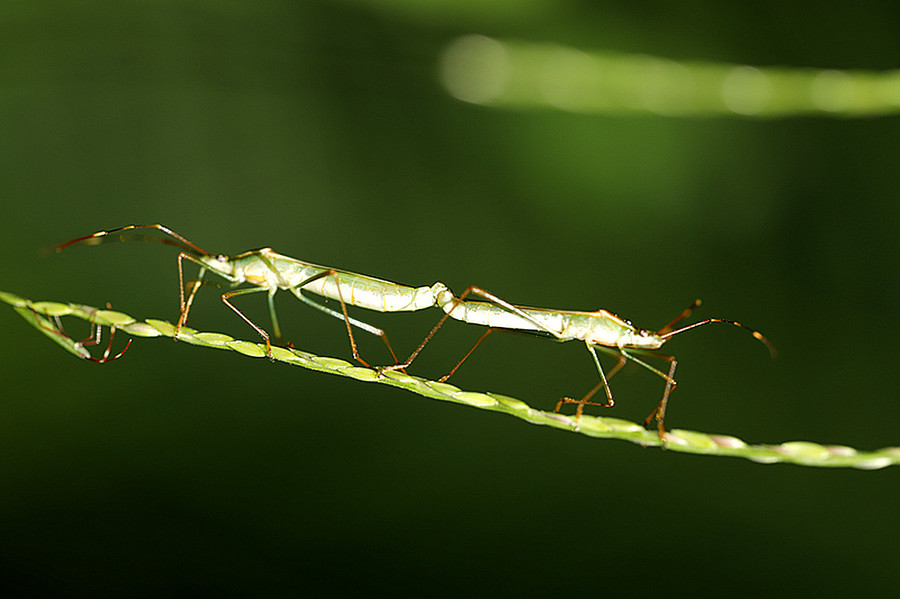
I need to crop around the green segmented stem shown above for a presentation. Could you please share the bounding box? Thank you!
[3,290,897,470]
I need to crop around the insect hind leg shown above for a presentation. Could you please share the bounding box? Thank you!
[220,286,274,357]
[386,284,570,377]
[288,270,402,369]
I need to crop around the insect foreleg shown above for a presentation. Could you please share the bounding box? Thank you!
[176,252,211,337]
[642,356,678,439]
[612,348,678,438]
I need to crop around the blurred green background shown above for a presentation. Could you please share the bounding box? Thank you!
[2,1,898,595]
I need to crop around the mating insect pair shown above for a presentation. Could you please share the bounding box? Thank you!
[56,224,775,438]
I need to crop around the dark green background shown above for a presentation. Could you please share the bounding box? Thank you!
[2,1,898,595]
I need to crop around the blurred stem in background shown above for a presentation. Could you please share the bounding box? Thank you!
[441,35,900,117]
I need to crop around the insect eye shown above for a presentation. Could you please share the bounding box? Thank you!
[216,255,228,262]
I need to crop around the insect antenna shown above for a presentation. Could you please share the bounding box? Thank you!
[54,224,212,257]
[660,317,777,358]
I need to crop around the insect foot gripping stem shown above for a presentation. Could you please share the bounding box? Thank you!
[80,325,133,363]
[31,306,132,363]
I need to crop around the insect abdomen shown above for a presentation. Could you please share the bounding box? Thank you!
[301,271,442,312]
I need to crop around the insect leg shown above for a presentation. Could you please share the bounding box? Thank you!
[288,286,401,368]
[437,327,497,382]
[380,291,463,373]
[85,323,132,363]
[286,269,401,368]
[175,252,209,338]
[385,285,568,375]
[28,305,132,362]
[611,348,679,438]
[443,285,574,374]
[220,286,275,357]
[554,343,629,417]
[642,355,678,439]
[291,290,387,336]
[250,253,401,367]
[266,289,283,344]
